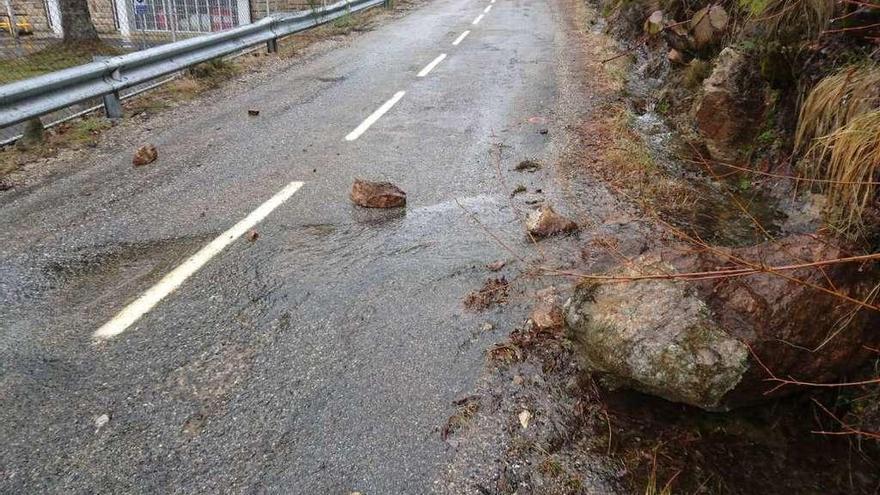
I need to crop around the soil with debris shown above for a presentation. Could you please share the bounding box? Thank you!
[438,0,880,493]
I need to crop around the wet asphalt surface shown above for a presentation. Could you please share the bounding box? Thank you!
[0,0,583,492]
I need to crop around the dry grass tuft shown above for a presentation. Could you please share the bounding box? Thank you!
[807,110,880,231]
[795,65,880,154]
[748,0,835,40]
[795,65,880,232]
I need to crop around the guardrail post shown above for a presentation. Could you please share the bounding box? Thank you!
[267,38,278,53]
[103,91,124,119]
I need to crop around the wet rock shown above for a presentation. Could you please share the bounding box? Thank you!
[486,260,506,272]
[531,287,564,331]
[526,205,578,238]
[566,235,880,410]
[566,256,749,410]
[692,48,766,161]
[132,144,158,167]
[350,179,406,208]
[94,413,110,429]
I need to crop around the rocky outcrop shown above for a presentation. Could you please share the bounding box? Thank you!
[350,179,406,208]
[692,48,766,161]
[526,205,578,238]
[565,234,880,410]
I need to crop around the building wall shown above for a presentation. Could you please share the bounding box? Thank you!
[250,0,317,21]
[9,0,52,33]
[87,0,119,34]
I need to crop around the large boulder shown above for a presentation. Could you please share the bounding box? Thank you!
[565,234,880,410]
[692,48,766,161]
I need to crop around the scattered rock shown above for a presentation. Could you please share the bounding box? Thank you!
[667,48,686,65]
[247,109,260,116]
[94,413,110,429]
[350,179,406,208]
[246,230,259,242]
[486,260,506,271]
[538,128,549,135]
[692,48,766,161]
[566,235,880,410]
[523,194,544,205]
[132,144,158,167]
[515,160,542,172]
[512,374,524,386]
[518,410,532,429]
[643,10,664,34]
[526,205,578,238]
[182,412,207,437]
[530,287,564,331]
[480,322,494,332]
[510,184,527,196]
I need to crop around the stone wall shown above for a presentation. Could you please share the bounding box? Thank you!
[9,0,51,34]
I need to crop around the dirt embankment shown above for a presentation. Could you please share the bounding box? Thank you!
[439,1,880,493]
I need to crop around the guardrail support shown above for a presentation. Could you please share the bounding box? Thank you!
[102,91,124,119]
[267,38,278,53]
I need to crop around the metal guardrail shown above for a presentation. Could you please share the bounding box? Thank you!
[0,0,384,129]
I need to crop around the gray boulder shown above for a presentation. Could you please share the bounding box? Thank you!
[565,255,749,410]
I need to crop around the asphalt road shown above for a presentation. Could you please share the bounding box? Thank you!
[0,0,583,491]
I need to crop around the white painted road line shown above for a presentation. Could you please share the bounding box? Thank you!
[452,30,470,45]
[472,13,484,24]
[417,53,447,77]
[94,181,305,339]
[345,91,406,141]
[483,4,492,12]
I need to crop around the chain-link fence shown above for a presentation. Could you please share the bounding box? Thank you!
[1,0,324,142]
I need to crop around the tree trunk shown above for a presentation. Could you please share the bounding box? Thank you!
[60,0,99,43]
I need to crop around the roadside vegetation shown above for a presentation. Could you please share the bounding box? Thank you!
[0,41,123,84]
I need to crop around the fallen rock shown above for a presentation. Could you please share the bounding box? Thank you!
[526,205,578,238]
[692,48,766,161]
[247,109,260,116]
[246,230,259,242]
[565,235,880,410]
[350,179,406,208]
[486,260,506,271]
[518,410,532,429]
[94,413,110,429]
[132,144,158,167]
[667,48,686,65]
[530,287,564,331]
[515,160,541,172]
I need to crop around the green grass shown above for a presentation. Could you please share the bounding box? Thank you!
[0,41,122,84]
